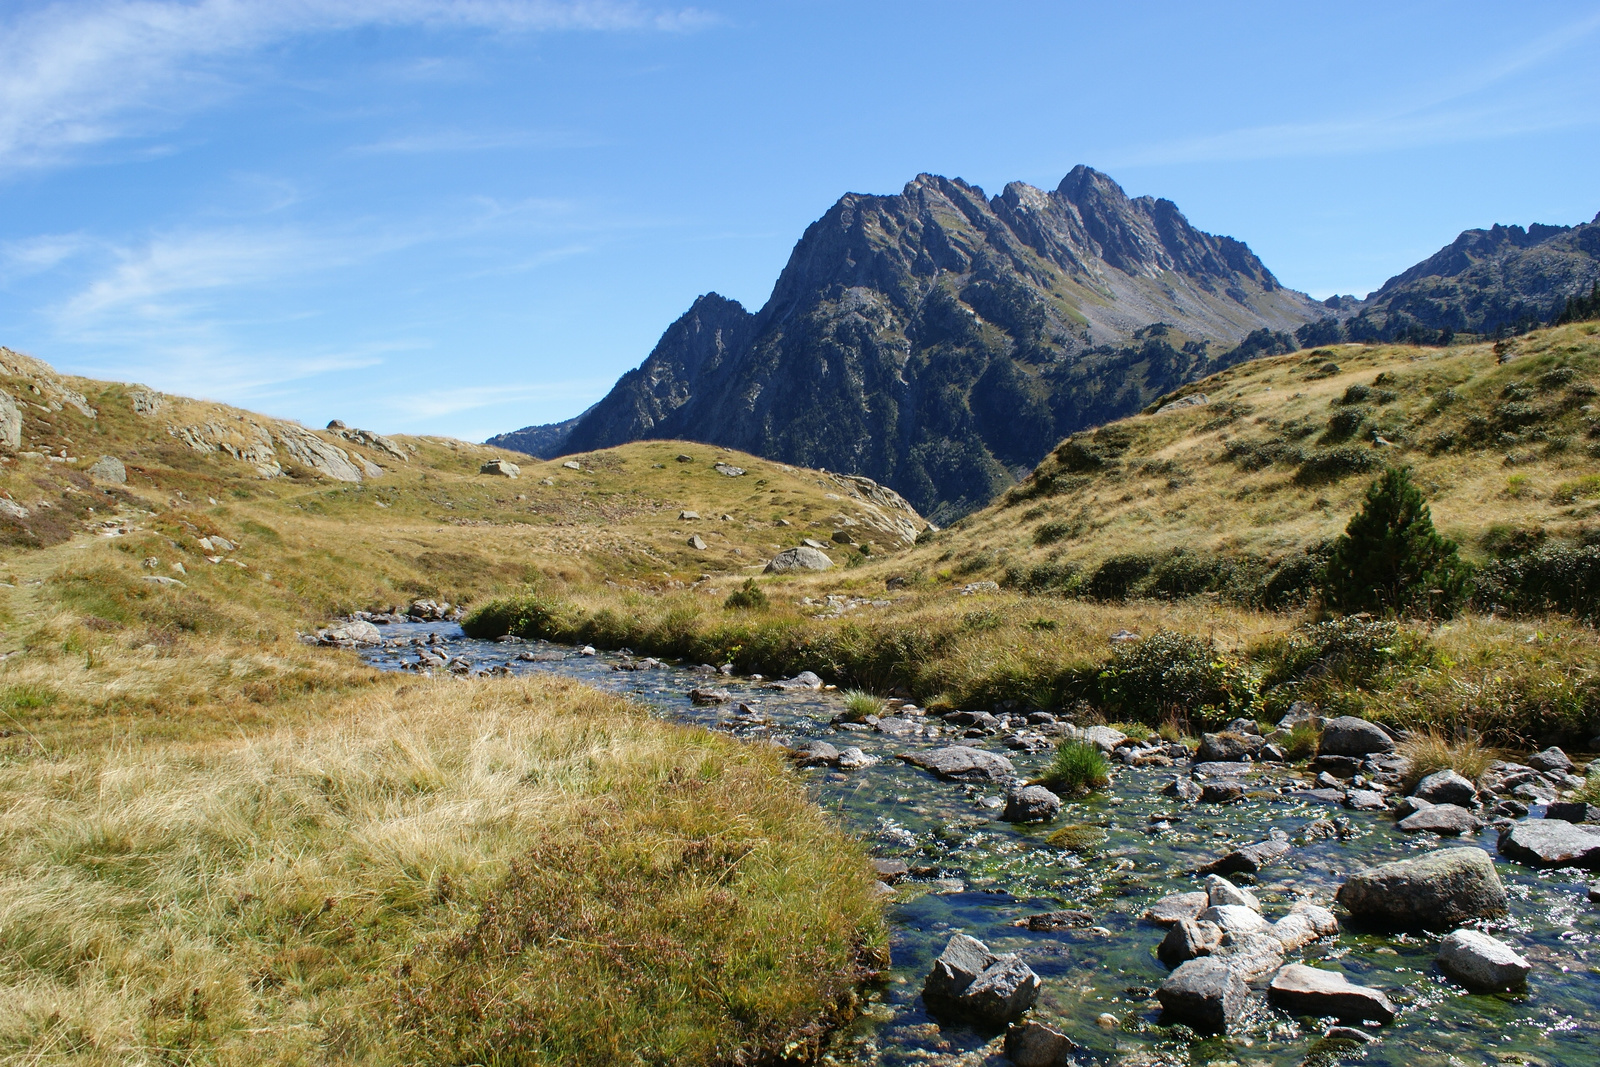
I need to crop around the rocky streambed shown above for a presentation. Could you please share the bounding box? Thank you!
[361,622,1600,1067]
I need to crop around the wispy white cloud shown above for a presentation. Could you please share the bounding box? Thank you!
[2,231,93,276]
[1102,8,1600,168]
[384,378,610,421]
[348,127,606,155]
[0,0,715,173]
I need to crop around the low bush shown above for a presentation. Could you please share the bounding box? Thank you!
[1041,741,1111,795]
[1003,561,1080,595]
[1293,446,1381,485]
[724,579,770,611]
[1097,630,1259,726]
[1476,541,1600,619]
[1085,554,1157,600]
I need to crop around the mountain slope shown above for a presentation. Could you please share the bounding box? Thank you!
[1299,213,1600,345]
[498,167,1324,522]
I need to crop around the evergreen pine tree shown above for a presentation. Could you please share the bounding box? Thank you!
[1323,466,1471,617]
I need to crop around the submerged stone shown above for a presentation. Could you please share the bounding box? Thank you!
[1336,847,1506,928]
[1268,963,1395,1023]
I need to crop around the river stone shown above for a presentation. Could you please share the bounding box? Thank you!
[1394,796,1433,819]
[1159,918,1223,966]
[1145,891,1209,926]
[1268,964,1395,1023]
[1545,801,1600,824]
[923,934,992,1001]
[1269,913,1324,951]
[764,546,833,573]
[1198,904,1268,937]
[1344,789,1387,811]
[1193,761,1260,779]
[688,687,731,705]
[1014,909,1094,931]
[836,746,876,769]
[898,745,1016,783]
[1161,776,1202,802]
[1336,847,1507,927]
[1397,803,1481,836]
[1003,1020,1080,1067]
[1205,874,1261,912]
[766,670,824,690]
[1318,716,1396,757]
[1437,929,1531,991]
[1497,819,1600,869]
[1197,732,1265,762]
[792,740,840,766]
[1205,836,1292,875]
[1276,701,1322,731]
[960,955,1042,1024]
[1002,784,1062,823]
[1157,957,1248,1032]
[1527,746,1574,773]
[1215,931,1286,982]
[1201,781,1246,804]
[1413,769,1478,806]
[1080,724,1127,752]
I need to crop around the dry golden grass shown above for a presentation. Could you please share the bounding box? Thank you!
[1397,728,1500,789]
[0,674,883,1065]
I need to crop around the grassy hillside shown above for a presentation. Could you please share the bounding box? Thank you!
[0,349,901,1063]
[466,324,1600,748]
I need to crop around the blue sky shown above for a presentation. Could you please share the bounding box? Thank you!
[2,1,1598,441]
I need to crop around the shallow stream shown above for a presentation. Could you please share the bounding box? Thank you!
[362,623,1599,1067]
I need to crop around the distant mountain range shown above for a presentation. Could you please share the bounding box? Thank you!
[490,167,1600,520]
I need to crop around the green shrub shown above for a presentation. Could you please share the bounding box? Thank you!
[1324,407,1370,440]
[1086,554,1157,600]
[1033,520,1077,546]
[1003,561,1080,596]
[723,579,769,611]
[1147,550,1237,599]
[1280,722,1321,761]
[1097,630,1259,725]
[1041,741,1111,795]
[1261,617,1406,690]
[1476,542,1600,619]
[1293,446,1381,484]
[1322,467,1471,617]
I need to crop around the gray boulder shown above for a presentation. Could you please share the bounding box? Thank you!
[0,390,21,449]
[1003,1020,1080,1067]
[1157,957,1248,1032]
[1144,891,1209,927]
[1497,819,1600,870]
[688,687,732,705]
[1205,874,1261,912]
[921,934,1039,1025]
[1268,964,1395,1023]
[1002,784,1062,823]
[765,670,824,690]
[1201,781,1246,804]
[1214,931,1287,982]
[897,745,1016,783]
[1079,724,1127,752]
[1205,836,1291,875]
[1318,716,1395,757]
[1158,918,1223,966]
[1275,701,1321,732]
[1545,801,1600,824]
[1161,776,1202,802]
[1397,803,1482,836]
[1527,746,1573,773]
[1344,788,1387,811]
[87,455,127,483]
[479,459,520,477]
[1394,796,1433,819]
[687,534,706,550]
[1269,903,1339,950]
[764,546,833,573]
[1335,847,1506,927]
[1437,929,1530,991]
[1198,904,1268,938]
[791,740,840,766]
[1414,769,1478,807]
[1197,732,1265,762]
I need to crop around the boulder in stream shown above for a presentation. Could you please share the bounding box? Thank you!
[1203,835,1292,875]
[1335,847,1506,927]
[1157,957,1248,1032]
[1158,918,1222,966]
[1413,769,1478,807]
[1002,784,1062,823]
[1526,746,1573,773]
[1318,716,1395,757]
[1437,929,1530,991]
[1196,732,1264,762]
[1397,803,1481,836]
[1497,819,1600,870]
[1144,891,1209,926]
[1268,963,1395,1023]
[897,745,1016,783]
[1204,874,1260,912]
[1003,1020,1080,1067]
[922,933,1040,1025]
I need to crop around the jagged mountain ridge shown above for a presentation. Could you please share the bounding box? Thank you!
[1299,212,1600,345]
[494,167,1325,520]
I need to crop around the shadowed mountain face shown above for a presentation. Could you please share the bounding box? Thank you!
[498,167,1325,521]
[1298,213,1600,347]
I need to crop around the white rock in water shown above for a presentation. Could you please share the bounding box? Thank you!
[1437,929,1530,991]
[1205,874,1261,913]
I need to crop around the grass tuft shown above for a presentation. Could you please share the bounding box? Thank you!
[1398,729,1498,789]
[1041,741,1111,795]
[841,690,887,721]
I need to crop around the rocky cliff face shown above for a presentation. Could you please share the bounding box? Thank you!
[1299,213,1600,345]
[499,167,1324,521]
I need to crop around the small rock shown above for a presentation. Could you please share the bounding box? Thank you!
[1201,781,1246,804]
[765,546,834,573]
[1436,929,1530,991]
[1324,1025,1375,1044]
[791,740,840,766]
[1318,716,1396,758]
[1276,701,1321,731]
[1204,836,1292,875]
[1002,784,1062,823]
[1144,891,1209,926]
[1003,1020,1080,1067]
[1095,1012,1118,1030]
[1393,796,1433,819]
[1344,789,1387,811]
[679,510,701,520]
[1397,803,1481,836]
[1269,964,1395,1024]
[1336,847,1507,927]
[1156,957,1248,1032]
[1198,904,1268,938]
[871,858,909,883]
[1158,918,1223,966]
[562,460,581,470]
[1205,874,1261,913]
[1413,769,1478,807]
[1160,776,1202,802]
[87,455,127,483]
[1213,931,1286,982]
[1197,732,1265,762]
[713,462,745,477]
[1545,801,1600,824]
[1497,819,1600,869]
[765,670,825,690]
[836,746,877,769]
[921,934,1040,1025]
[688,687,731,705]
[479,459,520,478]
[687,534,706,550]
[1527,746,1574,773]
[1079,724,1127,752]
[1013,909,1095,931]
[898,745,1016,783]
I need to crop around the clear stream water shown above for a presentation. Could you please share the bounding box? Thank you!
[362,623,1599,1067]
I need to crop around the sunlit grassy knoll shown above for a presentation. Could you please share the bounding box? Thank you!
[0,674,884,1065]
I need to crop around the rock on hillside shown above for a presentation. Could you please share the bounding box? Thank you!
[502,166,1324,521]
